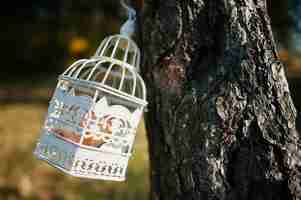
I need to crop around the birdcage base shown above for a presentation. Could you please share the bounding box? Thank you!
[35,156,126,181]
[34,129,129,181]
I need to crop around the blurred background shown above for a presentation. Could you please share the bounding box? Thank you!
[0,0,300,199]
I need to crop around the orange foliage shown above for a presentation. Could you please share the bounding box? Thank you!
[69,37,89,55]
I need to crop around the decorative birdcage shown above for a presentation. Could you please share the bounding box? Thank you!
[33,0,151,180]
[34,33,147,181]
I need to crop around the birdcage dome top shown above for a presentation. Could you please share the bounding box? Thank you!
[93,34,141,72]
[60,35,146,107]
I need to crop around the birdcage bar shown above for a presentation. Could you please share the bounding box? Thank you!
[118,65,126,90]
[86,61,106,81]
[136,52,140,71]
[119,42,130,90]
[97,36,112,57]
[93,35,140,68]
[58,59,147,105]
[101,62,116,84]
[111,37,121,58]
[87,65,135,92]
[59,76,147,106]
[73,59,97,79]
[64,57,144,101]
[123,40,130,62]
[131,43,138,66]
[131,70,137,96]
[63,59,89,77]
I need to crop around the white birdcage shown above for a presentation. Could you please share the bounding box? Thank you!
[33,33,147,181]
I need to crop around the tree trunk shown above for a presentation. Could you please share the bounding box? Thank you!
[140,0,301,199]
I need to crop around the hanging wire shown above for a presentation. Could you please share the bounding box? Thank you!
[120,0,137,37]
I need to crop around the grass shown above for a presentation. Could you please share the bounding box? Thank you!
[0,103,149,200]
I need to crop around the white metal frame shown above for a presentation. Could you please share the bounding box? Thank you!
[34,34,147,181]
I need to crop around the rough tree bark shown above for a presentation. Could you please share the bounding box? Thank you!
[140,0,301,200]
